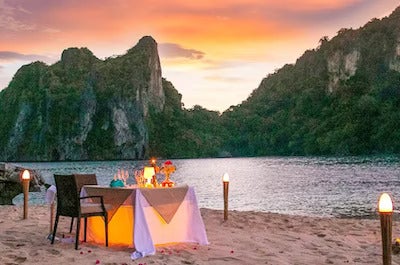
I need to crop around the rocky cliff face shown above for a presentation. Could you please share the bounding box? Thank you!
[327,49,360,92]
[0,163,44,204]
[389,37,400,72]
[0,36,165,161]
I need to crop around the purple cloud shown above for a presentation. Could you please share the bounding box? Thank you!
[159,43,205,60]
[0,51,50,62]
[0,0,36,31]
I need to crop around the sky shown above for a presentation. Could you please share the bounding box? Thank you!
[0,1,399,112]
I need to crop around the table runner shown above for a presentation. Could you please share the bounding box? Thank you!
[139,185,189,224]
[82,186,133,221]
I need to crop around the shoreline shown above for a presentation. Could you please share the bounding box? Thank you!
[9,197,382,220]
[1,205,400,264]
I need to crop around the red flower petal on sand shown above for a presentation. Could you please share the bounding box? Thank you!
[80,251,83,255]
[164,160,172,165]
[193,247,197,250]
[230,250,234,254]
[88,250,92,253]
[95,260,100,264]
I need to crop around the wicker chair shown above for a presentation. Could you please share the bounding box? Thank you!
[51,174,108,250]
[69,174,98,233]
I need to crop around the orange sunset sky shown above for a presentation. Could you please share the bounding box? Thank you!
[0,0,399,112]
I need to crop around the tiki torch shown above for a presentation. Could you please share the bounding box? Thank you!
[21,170,31,219]
[378,192,393,265]
[223,173,229,221]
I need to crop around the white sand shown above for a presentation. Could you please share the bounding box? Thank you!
[0,205,399,265]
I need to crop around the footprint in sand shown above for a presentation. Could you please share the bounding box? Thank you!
[46,248,61,255]
[208,256,242,262]
[181,259,195,264]
[5,254,27,264]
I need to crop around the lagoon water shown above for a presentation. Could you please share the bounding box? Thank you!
[12,156,400,218]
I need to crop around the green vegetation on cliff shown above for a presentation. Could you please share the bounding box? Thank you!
[220,7,400,156]
[0,37,165,161]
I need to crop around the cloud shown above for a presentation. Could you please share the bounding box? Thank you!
[0,51,51,62]
[159,43,205,60]
[42,27,61,33]
[0,15,35,31]
[205,75,246,83]
[0,0,36,31]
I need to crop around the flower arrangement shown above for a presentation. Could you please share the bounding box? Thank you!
[110,169,129,187]
[160,160,176,187]
[134,169,146,187]
[160,160,175,175]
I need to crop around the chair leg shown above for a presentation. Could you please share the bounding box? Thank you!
[51,214,59,245]
[75,217,80,250]
[84,218,87,242]
[70,217,74,233]
[104,214,108,247]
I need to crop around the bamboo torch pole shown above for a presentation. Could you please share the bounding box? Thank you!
[378,193,393,265]
[223,173,229,221]
[21,170,31,219]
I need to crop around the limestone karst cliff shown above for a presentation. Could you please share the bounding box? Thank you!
[0,36,165,161]
[220,6,400,156]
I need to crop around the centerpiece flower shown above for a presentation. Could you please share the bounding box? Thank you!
[110,169,130,187]
[160,160,176,187]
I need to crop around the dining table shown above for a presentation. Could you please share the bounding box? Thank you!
[80,184,209,259]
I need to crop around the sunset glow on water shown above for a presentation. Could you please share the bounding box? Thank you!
[15,156,400,218]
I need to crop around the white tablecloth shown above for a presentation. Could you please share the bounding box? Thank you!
[45,185,57,204]
[81,186,209,259]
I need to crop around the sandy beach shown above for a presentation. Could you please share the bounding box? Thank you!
[1,205,399,265]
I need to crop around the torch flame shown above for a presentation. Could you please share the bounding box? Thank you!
[379,193,393,213]
[22,170,30,180]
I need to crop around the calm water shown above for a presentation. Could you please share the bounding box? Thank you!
[12,156,400,218]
